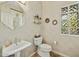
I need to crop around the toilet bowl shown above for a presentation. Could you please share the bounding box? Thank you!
[38,44,52,57]
[39,44,52,52]
[33,34,52,57]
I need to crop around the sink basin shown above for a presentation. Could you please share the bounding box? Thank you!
[2,40,32,57]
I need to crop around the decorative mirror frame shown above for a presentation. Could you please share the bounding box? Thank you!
[52,20,57,25]
[45,18,50,23]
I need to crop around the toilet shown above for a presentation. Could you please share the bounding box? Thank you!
[33,34,52,57]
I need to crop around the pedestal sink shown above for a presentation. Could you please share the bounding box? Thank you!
[2,40,32,57]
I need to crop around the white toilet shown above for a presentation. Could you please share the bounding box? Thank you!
[33,34,52,57]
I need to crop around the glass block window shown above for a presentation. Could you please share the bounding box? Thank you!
[61,3,79,35]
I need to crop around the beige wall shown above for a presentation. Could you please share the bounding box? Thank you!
[42,1,79,57]
[20,1,42,57]
[0,1,42,57]
[1,1,79,57]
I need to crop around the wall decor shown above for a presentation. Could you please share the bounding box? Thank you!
[34,15,41,24]
[52,19,57,25]
[61,3,79,35]
[45,18,50,23]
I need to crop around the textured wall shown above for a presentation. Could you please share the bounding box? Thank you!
[0,1,42,57]
[1,1,79,57]
[42,1,79,57]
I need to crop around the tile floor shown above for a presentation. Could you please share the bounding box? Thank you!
[32,51,61,57]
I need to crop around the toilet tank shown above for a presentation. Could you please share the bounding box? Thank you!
[33,36,43,46]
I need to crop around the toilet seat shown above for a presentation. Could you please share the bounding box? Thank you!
[39,44,52,52]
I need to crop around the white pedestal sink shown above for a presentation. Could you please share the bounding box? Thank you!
[2,40,32,57]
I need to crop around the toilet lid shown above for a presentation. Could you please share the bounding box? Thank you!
[39,44,52,50]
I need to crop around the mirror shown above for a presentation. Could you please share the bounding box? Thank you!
[0,1,24,30]
[52,20,57,25]
[45,18,50,23]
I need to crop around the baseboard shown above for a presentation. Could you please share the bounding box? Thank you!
[52,50,69,57]
[29,50,69,57]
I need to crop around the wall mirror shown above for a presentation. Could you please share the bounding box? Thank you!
[45,18,50,23]
[0,1,25,30]
[52,19,57,25]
